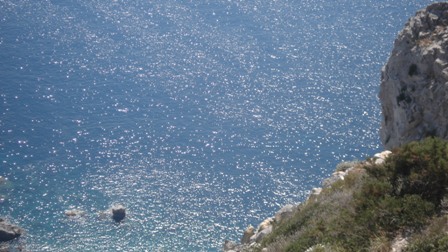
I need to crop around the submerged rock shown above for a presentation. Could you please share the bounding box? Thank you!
[380,3,448,149]
[64,209,86,218]
[0,218,22,242]
[111,204,126,222]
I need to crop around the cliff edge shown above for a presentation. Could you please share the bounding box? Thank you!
[380,3,448,149]
[225,3,448,251]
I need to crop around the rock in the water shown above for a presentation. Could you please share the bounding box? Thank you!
[64,209,86,218]
[111,204,126,222]
[0,218,22,242]
[380,3,448,149]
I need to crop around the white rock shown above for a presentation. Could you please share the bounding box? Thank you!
[373,150,392,165]
[257,217,274,232]
[391,234,409,252]
[305,244,326,252]
[374,158,386,165]
[248,217,275,244]
[312,187,322,195]
[253,225,273,243]
[306,188,322,203]
[323,168,355,188]
[373,150,392,160]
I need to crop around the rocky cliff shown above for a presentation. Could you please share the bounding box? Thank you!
[225,3,448,251]
[380,3,448,149]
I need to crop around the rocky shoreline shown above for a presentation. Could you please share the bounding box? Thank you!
[223,151,392,252]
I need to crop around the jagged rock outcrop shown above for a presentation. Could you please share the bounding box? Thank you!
[380,3,448,149]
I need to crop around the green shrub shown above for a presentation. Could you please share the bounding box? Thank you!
[284,228,323,252]
[385,137,448,206]
[354,176,434,234]
[405,215,448,252]
[369,233,391,252]
[257,138,448,251]
[375,194,434,232]
[335,161,359,172]
[406,234,448,252]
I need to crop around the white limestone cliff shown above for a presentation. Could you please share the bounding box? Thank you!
[380,2,448,149]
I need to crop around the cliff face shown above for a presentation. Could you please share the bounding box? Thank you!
[380,3,448,149]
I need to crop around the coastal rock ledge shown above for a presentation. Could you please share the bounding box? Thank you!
[380,2,448,149]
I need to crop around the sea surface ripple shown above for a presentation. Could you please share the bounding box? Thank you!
[0,0,438,251]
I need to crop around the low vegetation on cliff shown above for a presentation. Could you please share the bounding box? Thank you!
[253,137,448,251]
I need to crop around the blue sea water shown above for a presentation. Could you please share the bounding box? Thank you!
[0,0,439,251]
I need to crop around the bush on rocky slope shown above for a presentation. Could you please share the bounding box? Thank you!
[254,137,448,252]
